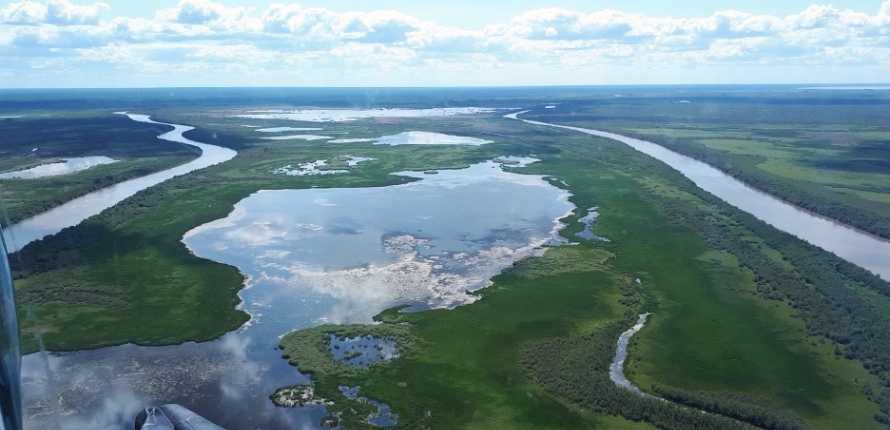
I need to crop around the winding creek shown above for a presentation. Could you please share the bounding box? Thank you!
[609,313,653,397]
[2,113,236,253]
[509,111,890,281]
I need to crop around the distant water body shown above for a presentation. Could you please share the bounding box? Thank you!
[2,113,236,252]
[800,86,890,91]
[0,156,117,180]
[509,111,890,280]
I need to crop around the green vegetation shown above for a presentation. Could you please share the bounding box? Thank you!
[11,112,509,352]
[532,97,890,239]
[279,323,418,379]
[281,246,671,430]
[276,115,884,429]
[0,114,197,224]
[11,100,890,428]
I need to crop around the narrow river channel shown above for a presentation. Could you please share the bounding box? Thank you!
[508,111,890,281]
[2,113,236,253]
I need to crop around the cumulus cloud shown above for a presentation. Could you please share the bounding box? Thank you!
[158,0,236,24]
[3,1,890,85]
[507,8,637,41]
[1,0,108,26]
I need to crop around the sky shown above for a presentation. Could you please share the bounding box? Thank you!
[1,0,889,87]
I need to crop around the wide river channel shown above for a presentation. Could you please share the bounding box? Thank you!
[2,113,236,253]
[510,111,890,280]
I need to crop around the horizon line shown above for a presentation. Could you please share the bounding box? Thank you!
[2,83,890,91]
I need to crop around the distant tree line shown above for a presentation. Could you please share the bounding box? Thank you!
[651,385,806,430]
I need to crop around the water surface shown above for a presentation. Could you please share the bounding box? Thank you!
[0,157,117,180]
[2,114,236,252]
[511,111,890,280]
[261,134,332,141]
[256,127,323,133]
[236,107,499,122]
[329,335,399,368]
[375,131,491,146]
[609,313,652,397]
[22,160,572,429]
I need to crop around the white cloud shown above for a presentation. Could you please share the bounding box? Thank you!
[1,1,47,25]
[1,0,108,26]
[506,8,637,41]
[3,1,890,85]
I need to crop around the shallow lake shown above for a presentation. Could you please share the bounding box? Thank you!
[22,160,573,429]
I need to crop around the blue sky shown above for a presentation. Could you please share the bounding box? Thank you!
[98,1,883,25]
[1,0,889,87]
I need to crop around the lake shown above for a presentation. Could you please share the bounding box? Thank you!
[21,160,573,429]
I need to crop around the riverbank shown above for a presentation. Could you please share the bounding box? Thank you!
[4,113,236,251]
[511,112,890,281]
[0,113,197,227]
[527,99,890,242]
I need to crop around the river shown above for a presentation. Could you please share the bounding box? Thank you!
[2,113,236,253]
[508,111,890,281]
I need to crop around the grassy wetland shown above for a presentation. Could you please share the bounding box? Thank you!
[7,88,890,429]
[275,110,887,429]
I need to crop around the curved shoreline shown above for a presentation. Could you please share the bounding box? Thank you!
[508,111,890,281]
[2,113,236,253]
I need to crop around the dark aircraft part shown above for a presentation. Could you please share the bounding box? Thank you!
[135,404,225,430]
[0,234,22,430]
[135,407,175,430]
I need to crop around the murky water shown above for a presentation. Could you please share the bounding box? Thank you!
[2,114,236,252]
[21,160,572,429]
[510,111,890,280]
